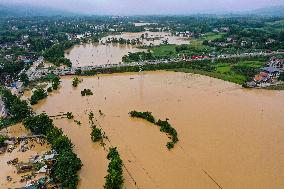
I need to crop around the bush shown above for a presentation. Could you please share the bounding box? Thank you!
[72,77,80,87]
[91,128,103,142]
[66,112,74,119]
[52,76,61,90]
[0,135,8,147]
[129,111,155,123]
[81,89,93,96]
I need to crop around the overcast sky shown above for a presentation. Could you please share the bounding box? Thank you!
[2,0,284,15]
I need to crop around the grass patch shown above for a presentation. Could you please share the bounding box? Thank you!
[170,68,247,85]
[202,32,225,41]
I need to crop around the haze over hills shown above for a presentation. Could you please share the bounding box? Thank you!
[0,3,283,17]
[250,5,284,17]
[0,4,80,17]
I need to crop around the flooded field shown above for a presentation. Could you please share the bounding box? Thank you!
[65,32,190,68]
[65,43,144,67]
[0,124,50,189]
[32,71,284,189]
[102,31,190,46]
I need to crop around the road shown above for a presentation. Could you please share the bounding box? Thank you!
[27,51,284,78]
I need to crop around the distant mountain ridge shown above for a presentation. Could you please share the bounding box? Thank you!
[0,4,81,17]
[249,5,284,17]
[0,3,284,17]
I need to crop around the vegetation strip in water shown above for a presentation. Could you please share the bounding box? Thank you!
[91,127,103,142]
[104,147,124,189]
[129,111,179,150]
[24,113,82,189]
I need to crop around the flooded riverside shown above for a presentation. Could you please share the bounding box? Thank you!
[31,71,284,189]
[65,43,144,67]
[65,32,190,68]
[0,124,50,189]
[102,32,190,46]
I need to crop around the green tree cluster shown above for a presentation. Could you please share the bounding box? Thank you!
[19,73,30,87]
[0,87,32,122]
[30,88,47,105]
[129,111,155,123]
[23,114,82,189]
[52,76,61,90]
[72,77,80,87]
[0,135,8,147]
[43,41,75,67]
[91,128,103,142]
[104,147,124,189]
[66,112,74,119]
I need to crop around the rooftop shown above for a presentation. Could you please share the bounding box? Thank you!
[261,67,280,73]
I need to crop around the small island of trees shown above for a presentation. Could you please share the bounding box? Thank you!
[91,127,103,142]
[81,89,93,96]
[72,77,81,87]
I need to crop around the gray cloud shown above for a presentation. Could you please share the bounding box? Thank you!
[2,0,284,15]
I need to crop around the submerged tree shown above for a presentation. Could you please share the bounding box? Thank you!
[91,128,103,142]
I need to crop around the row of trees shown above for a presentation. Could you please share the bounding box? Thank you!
[122,51,155,63]
[43,41,77,67]
[23,114,82,189]
[81,89,93,96]
[129,111,179,150]
[82,59,215,76]
[129,111,155,123]
[104,147,124,189]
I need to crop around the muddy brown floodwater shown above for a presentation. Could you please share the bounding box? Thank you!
[65,43,144,68]
[65,32,189,68]
[102,32,190,46]
[32,71,284,189]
